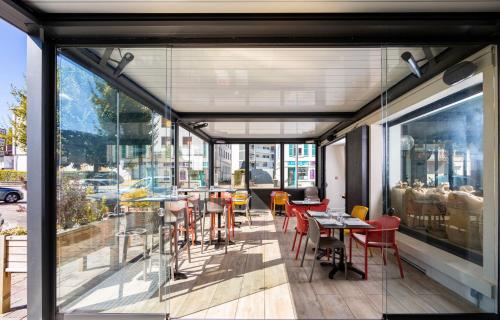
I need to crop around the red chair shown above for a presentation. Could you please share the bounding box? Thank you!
[349,215,404,280]
[309,198,330,212]
[282,201,304,233]
[291,208,330,260]
[291,208,308,259]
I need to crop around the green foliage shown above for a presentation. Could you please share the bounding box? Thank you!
[233,169,245,186]
[57,177,108,230]
[0,170,27,182]
[0,227,27,236]
[1,86,27,151]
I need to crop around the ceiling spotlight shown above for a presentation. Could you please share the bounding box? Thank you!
[401,51,422,78]
[114,52,134,76]
[193,122,208,130]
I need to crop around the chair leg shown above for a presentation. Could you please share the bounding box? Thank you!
[292,230,298,251]
[247,208,252,226]
[300,236,309,267]
[309,245,318,282]
[201,214,205,254]
[295,234,304,260]
[349,233,353,263]
[284,217,289,233]
[382,247,387,265]
[344,248,348,280]
[282,216,287,230]
[364,244,369,280]
[394,245,405,279]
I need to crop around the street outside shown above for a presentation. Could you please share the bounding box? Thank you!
[0,184,26,319]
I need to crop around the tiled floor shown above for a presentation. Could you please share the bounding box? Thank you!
[2,273,27,319]
[54,210,480,318]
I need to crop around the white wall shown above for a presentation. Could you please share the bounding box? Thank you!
[325,141,346,210]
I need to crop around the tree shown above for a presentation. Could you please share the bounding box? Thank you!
[1,86,27,151]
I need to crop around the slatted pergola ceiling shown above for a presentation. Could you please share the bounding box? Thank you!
[23,0,500,13]
[87,47,445,138]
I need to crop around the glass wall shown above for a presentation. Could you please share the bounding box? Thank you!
[56,48,171,315]
[177,126,209,188]
[382,46,497,315]
[249,144,280,189]
[214,144,246,189]
[284,143,316,188]
[387,83,484,263]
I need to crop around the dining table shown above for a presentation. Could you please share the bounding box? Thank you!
[306,210,373,279]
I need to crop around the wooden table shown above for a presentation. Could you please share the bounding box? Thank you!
[306,210,373,279]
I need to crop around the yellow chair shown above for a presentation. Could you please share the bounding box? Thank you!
[272,191,289,217]
[345,205,370,254]
[344,205,369,235]
[232,193,252,226]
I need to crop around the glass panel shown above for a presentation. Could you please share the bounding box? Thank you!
[56,47,171,316]
[249,144,280,189]
[284,143,316,188]
[214,144,246,189]
[177,127,209,188]
[382,46,497,315]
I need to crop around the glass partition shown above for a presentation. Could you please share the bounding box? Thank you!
[214,144,246,189]
[56,47,171,316]
[382,46,497,316]
[284,143,316,188]
[249,143,280,189]
[177,126,209,188]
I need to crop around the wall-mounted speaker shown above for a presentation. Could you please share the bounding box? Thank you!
[326,134,336,142]
[443,61,477,86]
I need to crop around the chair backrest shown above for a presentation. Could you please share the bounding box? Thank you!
[309,198,330,212]
[294,208,309,234]
[274,191,289,205]
[304,187,320,201]
[232,193,249,206]
[306,216,322,247]
[367,215,401,244]
[351,205,369,221]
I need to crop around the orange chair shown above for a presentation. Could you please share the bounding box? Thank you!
[349,215,404,280]
[273,191,289,216]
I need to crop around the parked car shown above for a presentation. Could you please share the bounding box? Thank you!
[81,171,124,187]
[0,187,24,203]
[87,176,171,206]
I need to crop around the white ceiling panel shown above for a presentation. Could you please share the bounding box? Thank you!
[202,121,337,139]
[26,0,500,14]
[93,47,443,113]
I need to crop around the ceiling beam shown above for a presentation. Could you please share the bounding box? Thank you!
[319,45,485,141]
[28,13,500,45]
[177,112,354,123]
[0,0,40,34]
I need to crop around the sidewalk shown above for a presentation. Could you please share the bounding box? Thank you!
[1,273,27,319]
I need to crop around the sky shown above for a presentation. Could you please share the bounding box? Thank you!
[0,18,26,128]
